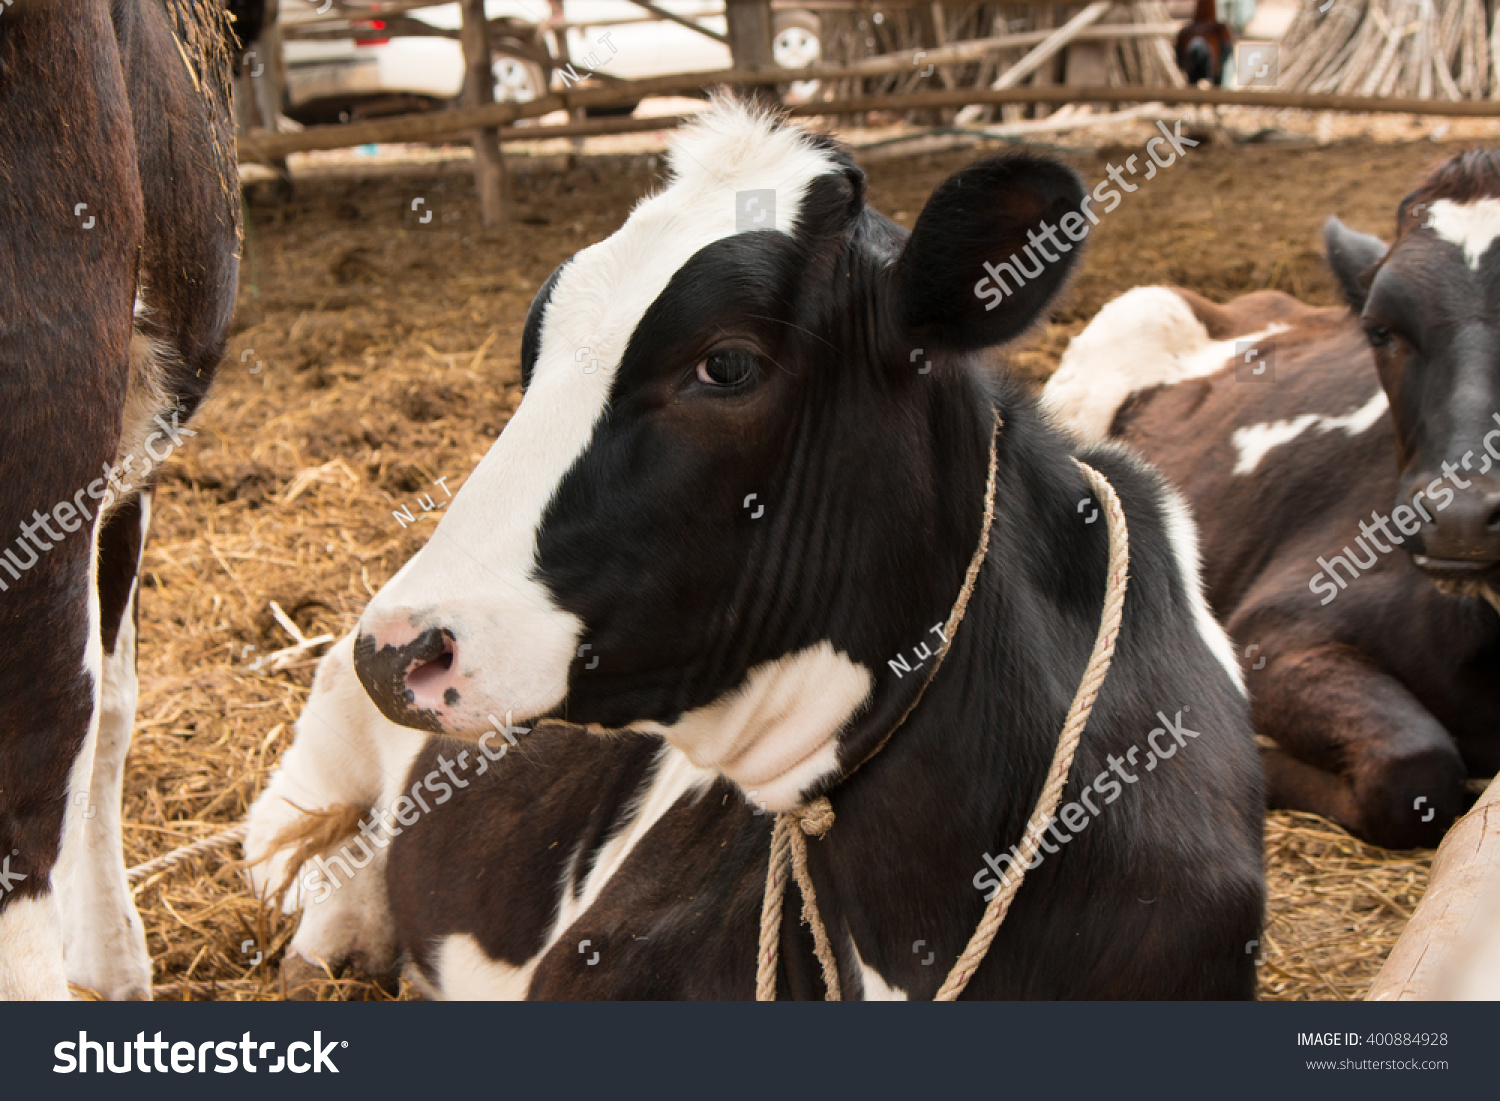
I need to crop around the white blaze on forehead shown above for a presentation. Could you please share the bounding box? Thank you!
[360,102,842,726]
[1425,198,1500,270]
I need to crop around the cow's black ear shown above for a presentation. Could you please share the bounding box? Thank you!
[889,153,1086,352]
[1323,216,1387,312]
[520,261,566,391]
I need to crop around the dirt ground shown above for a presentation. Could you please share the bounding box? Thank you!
[121,123,1482,1000]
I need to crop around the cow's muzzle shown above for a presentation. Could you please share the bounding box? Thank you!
[353,625,457,733]
[1405,480,1500,580]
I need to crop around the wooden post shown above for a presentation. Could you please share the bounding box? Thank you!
[1031,3,1060,120]
[459,0,507,228]
[543,0,588,145]
[991,0,1113,89]
[1367,774,1500,1000]
[237,0,291,197]
[725,0,776,102]
[1066,0,1121,110]
[254,0,287,134]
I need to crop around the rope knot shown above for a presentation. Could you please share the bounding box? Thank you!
[790,797,835,838]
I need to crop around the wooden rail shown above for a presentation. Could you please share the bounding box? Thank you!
[238,74,1500,162]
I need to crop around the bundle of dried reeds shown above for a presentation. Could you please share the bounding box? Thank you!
[1279,0,1496,100]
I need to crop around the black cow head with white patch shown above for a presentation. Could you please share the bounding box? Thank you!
[354,101,1083,808]
[1325,149,1500,586]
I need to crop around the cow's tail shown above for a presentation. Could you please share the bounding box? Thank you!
[243,801,369,912]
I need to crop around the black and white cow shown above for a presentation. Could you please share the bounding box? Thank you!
[0,1,238,999]
[1042,150,1500,850]
[247,101,1263,999]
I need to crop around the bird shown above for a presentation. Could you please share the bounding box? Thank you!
[1176,0,1233,86]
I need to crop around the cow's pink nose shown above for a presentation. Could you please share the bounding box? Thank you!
[352,625,460,732]
[405,634,457,704]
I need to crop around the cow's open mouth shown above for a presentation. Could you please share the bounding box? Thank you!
[1413,556,1500,612]
[1412,554,1500,580]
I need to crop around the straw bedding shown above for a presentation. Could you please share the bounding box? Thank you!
[117,129,1475,1000]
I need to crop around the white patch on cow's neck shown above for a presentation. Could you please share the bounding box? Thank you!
[639,642,872,812]
[1230,389,1388,475]
[1426,198,1500,270]
[357,102,841,730]
[1042,286,1287,442]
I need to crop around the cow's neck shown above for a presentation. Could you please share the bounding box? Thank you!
[806,389,1109,996]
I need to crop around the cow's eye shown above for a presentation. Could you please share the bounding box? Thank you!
[696,350,761,389]
[1364,324,1394,349]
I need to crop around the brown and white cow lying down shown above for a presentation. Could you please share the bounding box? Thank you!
[246,101,1264,999]
[0,1,239,999]
[1044,151,1500,852]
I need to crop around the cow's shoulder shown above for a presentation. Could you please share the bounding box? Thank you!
[1041,285,1312,442]
[1063,438,1247,700]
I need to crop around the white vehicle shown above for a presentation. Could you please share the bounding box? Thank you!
[280,1,820,123]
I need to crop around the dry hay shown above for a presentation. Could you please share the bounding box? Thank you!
[1260,812,1430,1000]
[118,129,1480,1001]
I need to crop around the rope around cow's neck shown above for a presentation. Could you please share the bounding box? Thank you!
[755,431,1132,1002]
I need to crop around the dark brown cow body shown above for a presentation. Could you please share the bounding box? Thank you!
[1045,154,1500,849]
[0,0,237,999]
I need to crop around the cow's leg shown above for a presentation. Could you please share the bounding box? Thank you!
[245,632,429,984]
[54,497,151,1000]
[0,895,68,1000]
[0,511,108,1004]
[0,1,144,1000]
[1245,636,1466,849]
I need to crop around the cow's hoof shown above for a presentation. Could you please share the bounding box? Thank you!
[65,953,152,1002]
[279,953,334,1001]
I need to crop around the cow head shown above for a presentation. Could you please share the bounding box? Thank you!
[1325,149,1500,590]
[352,100,1083,809]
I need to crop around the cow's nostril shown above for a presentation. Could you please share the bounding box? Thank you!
[407,642,455,693]
[353,627,454,732]
[1487,502,1500,534]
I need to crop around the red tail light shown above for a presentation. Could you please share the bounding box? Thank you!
[354,20,389,46]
